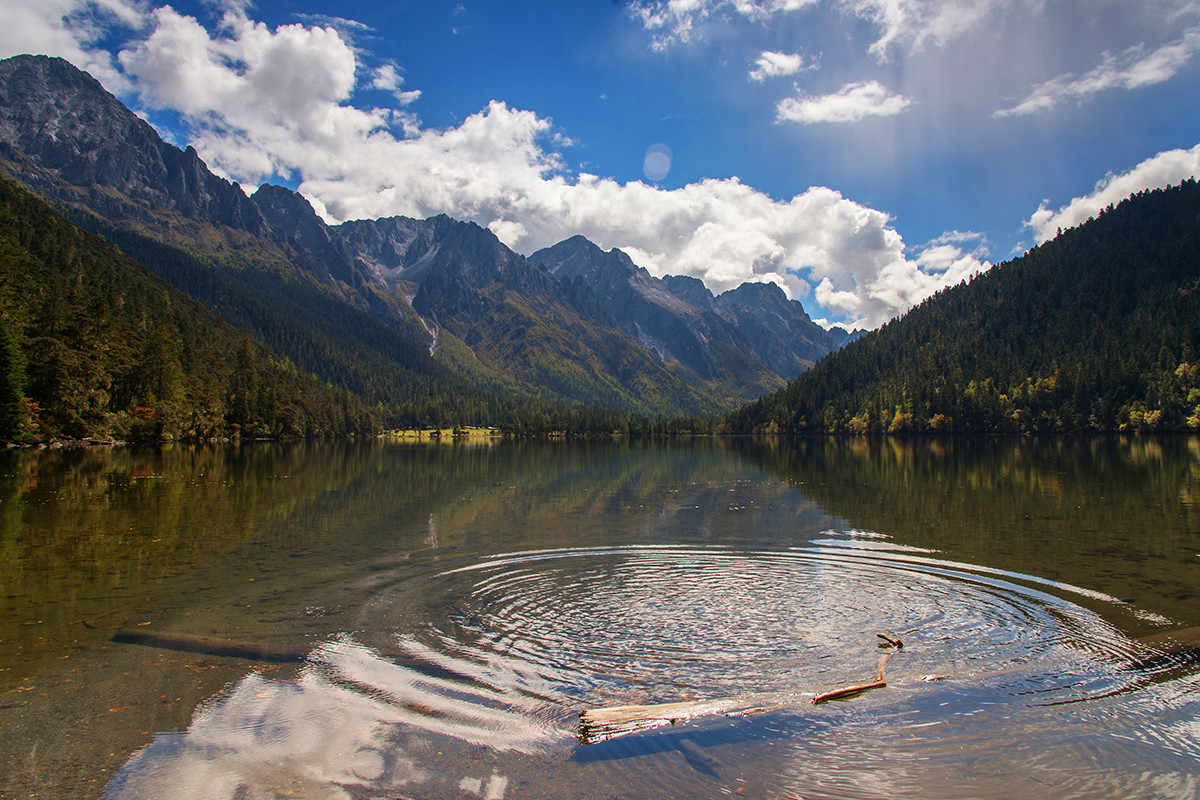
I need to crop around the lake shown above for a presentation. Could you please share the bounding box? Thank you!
[1,437,1197,799]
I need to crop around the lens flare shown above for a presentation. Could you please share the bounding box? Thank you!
[643,143,672,181]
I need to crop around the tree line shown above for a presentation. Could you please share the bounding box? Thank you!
[0,176,712,442]
[725,180,1200,435]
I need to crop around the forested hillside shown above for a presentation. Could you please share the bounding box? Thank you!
[1,55,855,420]
[0,175,385,441]
[726,181,1200,434]
[0,176,704,442]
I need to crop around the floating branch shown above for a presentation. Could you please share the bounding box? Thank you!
[579,691,812,745]
[810,679,887,704]
[579,634,903,744]
[811,642,897,705]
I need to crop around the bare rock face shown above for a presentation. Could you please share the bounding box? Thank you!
[532,235,854,384]
[0,54,269,236]
[714,282,833,377]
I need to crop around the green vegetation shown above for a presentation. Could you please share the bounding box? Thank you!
[12,166,1197,443]
[727,181,1200,435]
[0,315,26,441]
[0,176,716,441]
[63,199,720,436]
[0,174,386,441]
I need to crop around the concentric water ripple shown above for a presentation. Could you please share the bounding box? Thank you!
[107,539,1200,800]
[354,540,1164,717]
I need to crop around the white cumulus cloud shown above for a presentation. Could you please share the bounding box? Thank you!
[117,6,406,182]
[1026,144,1200,243]
[5,0,988,330]
[749,50,810,81]
[776,80,913,124]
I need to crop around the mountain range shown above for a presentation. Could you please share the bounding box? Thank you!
[5,52,1192,440]
[0,54,854,423]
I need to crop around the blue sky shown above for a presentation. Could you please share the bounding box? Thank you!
[3,0,1199,328]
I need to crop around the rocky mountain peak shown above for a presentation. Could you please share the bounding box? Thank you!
[251,183,359,285]
[529,235,643,285]
[0,53,856,416]
[0,54,271,237]
[661,275,715,309]
[718,281,813,324]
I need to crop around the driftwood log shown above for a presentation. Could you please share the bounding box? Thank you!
[577,690,817,745]
[579,635,902,744]
[579,626,1200,744]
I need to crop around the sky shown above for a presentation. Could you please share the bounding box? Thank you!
[2,0,1199,330]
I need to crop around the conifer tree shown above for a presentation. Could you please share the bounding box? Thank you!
[0,317,26,442]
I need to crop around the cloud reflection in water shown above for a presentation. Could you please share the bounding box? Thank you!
[104,636,562,800]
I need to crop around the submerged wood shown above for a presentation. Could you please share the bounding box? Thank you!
[110,629,466,679]
[1127,626,1200,674]
[112,629,308,663]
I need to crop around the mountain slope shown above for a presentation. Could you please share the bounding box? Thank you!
[333,214,723,415]
[530,236,854,403]
[0,55,731,417]
[0,171,712,439]
[727,180,1200,434]
[0,55,277,250]
[531,235,752,383]
[0,53,858,419]
[0,173,383,440]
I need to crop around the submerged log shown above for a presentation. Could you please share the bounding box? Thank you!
[110,629,466,679]
[111,629,308,663]
[1127,626,1200,675]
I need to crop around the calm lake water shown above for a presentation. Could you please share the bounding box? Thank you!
[1,437,1198,799]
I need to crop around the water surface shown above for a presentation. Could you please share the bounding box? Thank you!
[1,437,1197,799]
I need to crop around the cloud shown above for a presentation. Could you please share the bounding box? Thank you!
[12,1,986,329]
[370,63,402,91]
[628,0,819,51]
[117,6,411,180]
[290,101,986,328]
[371,64,422,106]
[627,0,1008,58]
[914,230,990,271]
[839,0,1007,59]
[0,0,147,91]
[748,50,810,81]
[995,27,1200,117]
[1025,144,1200,242]
[775,80,913,124]
[627,0,707,51]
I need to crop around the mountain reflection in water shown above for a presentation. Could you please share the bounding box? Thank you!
[0,437,1195,800]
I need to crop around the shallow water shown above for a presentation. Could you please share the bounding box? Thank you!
[0,437,1197,799]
